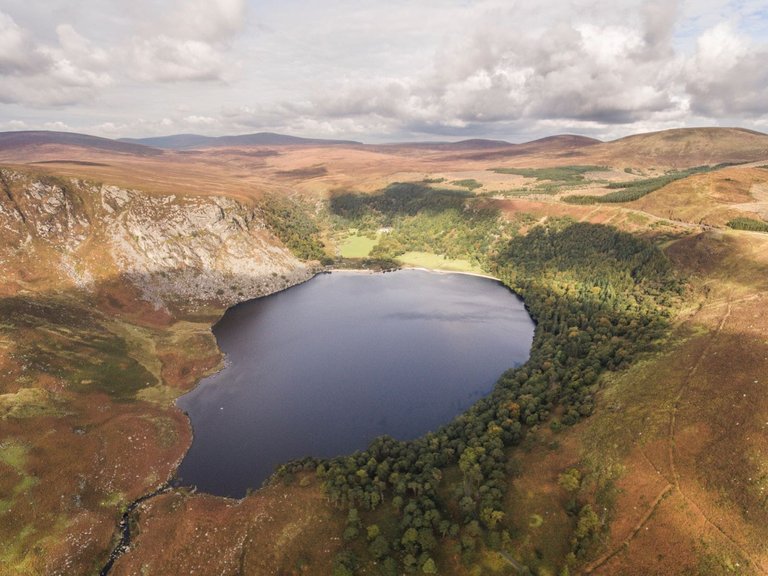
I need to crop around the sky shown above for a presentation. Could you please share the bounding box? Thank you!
[1,0,767,143]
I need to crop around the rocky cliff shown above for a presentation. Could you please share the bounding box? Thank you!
[0,168,311,308]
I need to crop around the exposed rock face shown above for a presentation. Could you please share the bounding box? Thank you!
[0,168,311,307]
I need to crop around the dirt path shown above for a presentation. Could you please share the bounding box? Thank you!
[499,550,526,573]
[669,231,768,574]
[583,299,767,575]
[582,485,673,574]
[667,302,731,487]
[666,302,766,575]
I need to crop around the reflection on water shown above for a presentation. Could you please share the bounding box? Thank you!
[176,270,534,498]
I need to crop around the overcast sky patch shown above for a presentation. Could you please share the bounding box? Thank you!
[0,0,766,142]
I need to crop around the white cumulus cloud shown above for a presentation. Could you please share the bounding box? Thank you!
[0,11,112,106]
[127,0,246,82]
[685,22,768,116]
[130,36,227,82]
[0,11,50,74]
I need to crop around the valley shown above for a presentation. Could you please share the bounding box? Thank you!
[1,127,768,576]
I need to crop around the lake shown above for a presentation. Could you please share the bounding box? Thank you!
[176,270,535,498]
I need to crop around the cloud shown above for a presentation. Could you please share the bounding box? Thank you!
[640,0,679,59]
[294,3,687,134]
[130,36,228,82]
[55,24,110,69]
[128,0,246,82]
[685,23,768,117]
[0,119,28,131]
[184,114,218,126]
[0,11,50,74]
[2,0,768,140]
[0,11,111,106]
[43,120,72,131]
[0,1,247,109]
[281,0,768,139]
[168,0,246,42]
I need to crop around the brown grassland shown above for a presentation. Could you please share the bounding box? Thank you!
[1,127,768,575]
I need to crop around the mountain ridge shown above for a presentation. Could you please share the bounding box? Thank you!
[0,130,164,156]
[119,132,364,149]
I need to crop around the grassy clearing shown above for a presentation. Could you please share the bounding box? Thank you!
[395,251,483,273]
[490,165,608,184]
[99,491,126,510]
[135,385,184,404]
[0,441,29,471]
[504,450,574,574]
[338,233,378,258]
[0,441,37,514]
[0,388,69,420]
[0,294,158,400]
[0,524,36,572]
[67,335,157,400]
[451,178,483,190]
[582,334,693,461]
[105,320,163,384]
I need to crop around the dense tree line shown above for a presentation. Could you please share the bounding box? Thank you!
[490,165,607,185]
[727,216,768,233]
[258,193,329,261]
[275,186,682,574]
[563,163,740,204]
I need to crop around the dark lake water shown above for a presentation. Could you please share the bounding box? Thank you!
[176,270,534,498]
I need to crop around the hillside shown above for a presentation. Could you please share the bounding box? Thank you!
[589,127,768,168]
[629,165,768,226]
[438,134,601,162]
[379,138,514,150]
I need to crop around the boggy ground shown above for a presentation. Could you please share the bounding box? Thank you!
[0,282,223,575]
[109,475,343,576]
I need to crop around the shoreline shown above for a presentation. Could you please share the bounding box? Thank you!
[327,264,498,281]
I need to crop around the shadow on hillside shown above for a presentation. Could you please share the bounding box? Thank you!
[329,182,473,220]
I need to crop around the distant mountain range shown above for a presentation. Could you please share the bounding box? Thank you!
[384,135,601,151]
[118,132,364,149]
[1,129,767,167]
[0,130,163,156]
[380,138,517,150]
[0,130,603,156]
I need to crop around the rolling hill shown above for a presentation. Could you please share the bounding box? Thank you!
[379,138,514,150]
[119,132,364,149]
[0,130,164,157]
[446,134,602,161]
[590,127,768,168]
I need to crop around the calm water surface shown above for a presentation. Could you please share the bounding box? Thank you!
[176,270,534,497]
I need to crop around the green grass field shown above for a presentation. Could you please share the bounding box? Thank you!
[338,234,379,258]
[395,251,483,273]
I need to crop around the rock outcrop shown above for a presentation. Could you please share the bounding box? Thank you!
[0,168,311,308]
